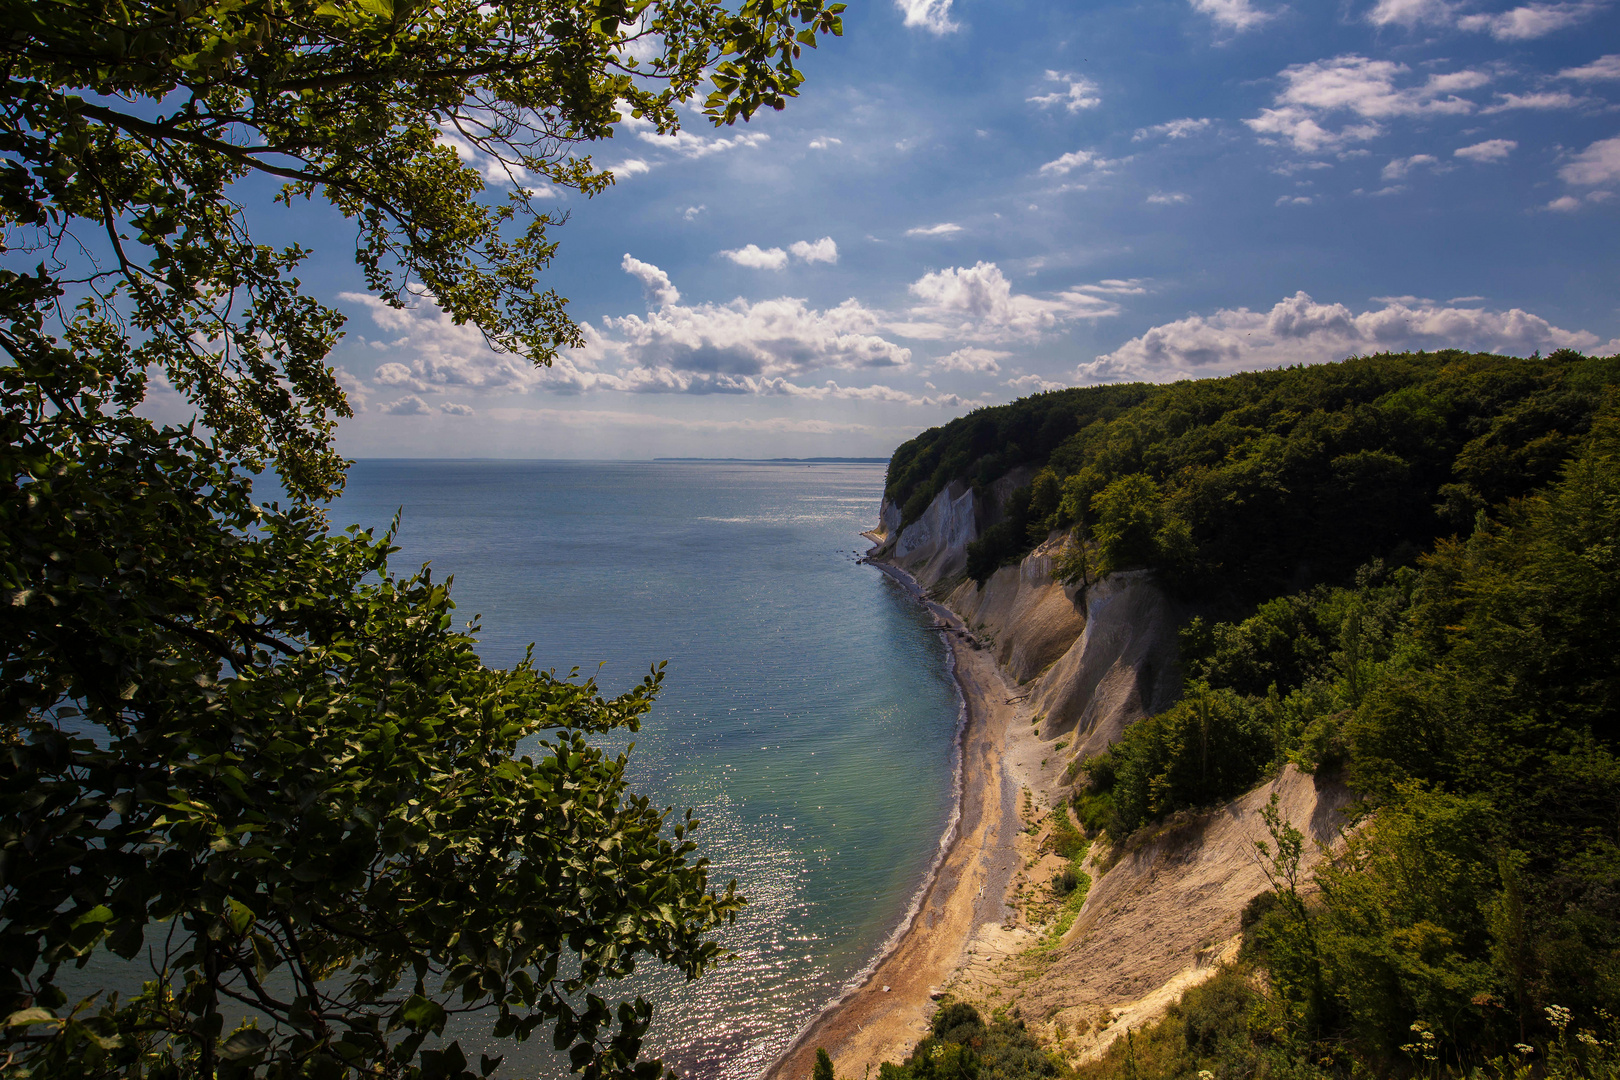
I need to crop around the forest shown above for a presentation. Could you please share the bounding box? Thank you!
[881,350,1620,1080]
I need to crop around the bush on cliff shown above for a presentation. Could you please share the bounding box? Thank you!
[879,1004,1062,1080]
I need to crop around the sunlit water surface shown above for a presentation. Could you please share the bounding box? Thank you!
[329,460,962,1079]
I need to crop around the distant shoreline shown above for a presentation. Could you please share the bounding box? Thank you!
[652,457,890,464]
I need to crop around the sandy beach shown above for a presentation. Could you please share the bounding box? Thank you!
[761,560,1045,1080]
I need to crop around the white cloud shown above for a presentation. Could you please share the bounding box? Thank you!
[1482,90,1591,112]
[1133,117,1213,141]
[683,204,706,220]
[1147,192,1192,204]
[1276,195,1315,205]
[1455,138,1517,161]
[1546,195,1585,210]
[344,294,558,396]
[1028,72,1103,112]
[637,129,769,159]
[1560,135,1620,184]
[789,237,840,264]
[1038,149,1124,175]
[1006,373,1072,393]
[383,395,434,415]
[1382,153,1441,179]
[902,262,1122,343]
[1077,278,1152,295]
[808,137,844,149]
[1190,0,1276,32]
[1456,1,1602,38]
[439,402,475,416]
[722,244,790,270]
[1246,55,1488,153]
[721,238,838,268]
[907,222,964,236]
[934,347,1011,374]
[623,254,682,307]
[611,158,652,179]
[895,0,959,34]
[1369,0,1602,37]
[1082,291,1613,383]
[1559,54,1620,80]
[1367,0,1455,27]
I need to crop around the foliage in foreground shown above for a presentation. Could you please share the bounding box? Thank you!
[877,1004,1062,1080]
[0,355,741,1078]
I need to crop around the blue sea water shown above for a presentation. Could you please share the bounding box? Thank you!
[332,460,962,1080]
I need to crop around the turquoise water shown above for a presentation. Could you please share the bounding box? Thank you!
[333,461,962,1079]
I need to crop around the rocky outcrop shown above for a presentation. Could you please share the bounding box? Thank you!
[871,475,1180,779]
[942,540,1084,685]
[1025,570,1181,759]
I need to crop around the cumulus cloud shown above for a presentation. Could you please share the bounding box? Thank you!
[1482,90,1591,112]
[1456,1,1602,39]
[1190,0,1276,32]
[1546,195,1585,211]
[1038,149,1124,175]
[895,0,959,34]
[1148,192,1192,204]
[1559,54,1620,80]
[1366,0,1455,27]
[901,262,1122,343]
[1369,0,1602,37]
[808,137,843,149]
[790,237,840,264]
[1276,195,1315,205]
[1081,291,1614,383]
[721,244,790,270]
[1246,55,1489,153]
[1559,135,1620,185]
[1029,72,1102,112]
[933,347,1011,374]
[683,204,706,220]
[1005,373,1072,393]
[637,129,770,159]
[1455,138,1517,161]
[1382,153,1441,179]
[383,395,435,415]
[623,254,682,307]
[438,402,475,416]
[611,158,652,178]
[344,294,558,396]
[907,222,964,236]
[1133,117,1213,140]
[721,238,839,268]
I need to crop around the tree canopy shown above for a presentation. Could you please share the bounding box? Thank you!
[2,0,845,1075]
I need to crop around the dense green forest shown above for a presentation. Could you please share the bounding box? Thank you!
[879,351,1620,1080]
[883,350,1620,598]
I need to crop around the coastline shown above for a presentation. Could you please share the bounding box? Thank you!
[761,557,1028,1080]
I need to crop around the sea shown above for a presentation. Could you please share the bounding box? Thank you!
[331,460,963,1079]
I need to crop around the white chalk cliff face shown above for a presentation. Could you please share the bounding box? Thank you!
[871,480,1180,781]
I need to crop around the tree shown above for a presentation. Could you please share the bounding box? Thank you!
[3,0,846,496]
[2,0,846,1075]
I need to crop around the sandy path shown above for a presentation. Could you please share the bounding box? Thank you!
[761,565,1024,1080]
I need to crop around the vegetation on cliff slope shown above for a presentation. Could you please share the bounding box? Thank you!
[885,358,1620,1080]
[883,351,1620,596]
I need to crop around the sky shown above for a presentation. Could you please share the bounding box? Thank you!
[303,0,1620,459]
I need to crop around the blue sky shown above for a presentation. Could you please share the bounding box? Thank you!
[309,0,1620,459]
